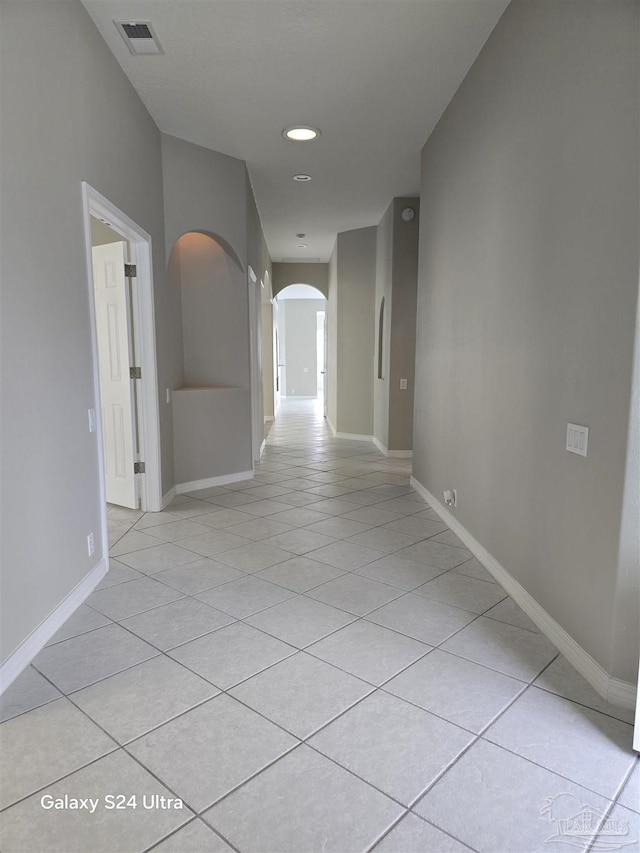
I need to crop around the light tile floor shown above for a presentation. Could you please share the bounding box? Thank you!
[1,399,638,852]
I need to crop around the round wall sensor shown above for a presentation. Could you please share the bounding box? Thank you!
[293,174,312,182]
[401,207,415,222]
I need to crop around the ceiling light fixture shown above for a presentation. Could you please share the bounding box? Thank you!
[293,174,312,182]
[297,243,308,248]
[283,126,320,142]
[296,233,306,238]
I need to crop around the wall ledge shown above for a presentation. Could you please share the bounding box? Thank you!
[410,475,637,712]
[0,557,108,696]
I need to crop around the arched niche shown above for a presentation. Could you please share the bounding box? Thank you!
[169,231,249,387]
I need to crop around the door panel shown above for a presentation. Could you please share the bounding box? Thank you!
[92,242,138,508]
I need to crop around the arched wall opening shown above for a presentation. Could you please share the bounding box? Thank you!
[168,231,253,488]
[169,231,248,387]
[275,284,327,411]
[272,262,329,299]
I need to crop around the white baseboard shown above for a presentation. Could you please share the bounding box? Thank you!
[410,475,637,711]
[264,416,275,423]
[260,439,266,457]
[372,436,413,458]
[609,678,638,710]
[162,486,177,509]
[176,470,254,494]
[326,418,337,436]
[372,437,387,455]
[0,556,108,695]
[335,432,373,442]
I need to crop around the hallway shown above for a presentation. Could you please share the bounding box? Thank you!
[0,400,637,852]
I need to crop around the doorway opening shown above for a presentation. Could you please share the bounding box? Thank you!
[82,182,162,556]
[273,284,327,415]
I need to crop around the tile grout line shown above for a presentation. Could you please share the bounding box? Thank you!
[4,413,634,853]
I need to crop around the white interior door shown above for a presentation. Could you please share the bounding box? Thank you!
[92,242,138,508]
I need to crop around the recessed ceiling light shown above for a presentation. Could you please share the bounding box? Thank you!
[297,243,308,248]
[293,174,312,182]
[296,233,306,238]
[283,126,320,142]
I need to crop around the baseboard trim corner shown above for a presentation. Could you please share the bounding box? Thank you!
[608,678,638,710]
[372,437,412,458]
[326,417,337,437]
[335,432,373,443]
[372,437,387,455]
[0,556,108,695]
[162,486,177,509]
[175,470,254,494]
[409,475,637,712]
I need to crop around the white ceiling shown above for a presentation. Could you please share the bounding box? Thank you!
[82,0,509,262]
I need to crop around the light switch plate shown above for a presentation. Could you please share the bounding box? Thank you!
[566,423,589,457]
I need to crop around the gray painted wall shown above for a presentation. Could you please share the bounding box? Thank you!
[336,228,377,436]
[374,198,420,452]
[327,245,338,430]
[172,388,252,483]
[326,228,377,436]
[282,300,326,397]
[273,263,329,298]
[246,173,272,454]
[171,233,248,387]
[162,136,258,481]
[0,1,176,665]
[612,292,640,682]
[374,203,393,448]
[262,301,275,419]
[412,0,639,682]
[162,134,248,268]
[388,198,420,451]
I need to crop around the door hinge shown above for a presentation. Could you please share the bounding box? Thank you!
[130,366,142,379]
[124,263,137,278]
[134,461,146,474]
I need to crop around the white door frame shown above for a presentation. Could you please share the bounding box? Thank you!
[81,182,162,518]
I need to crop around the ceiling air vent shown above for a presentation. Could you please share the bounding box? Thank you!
[114,20,164,55]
